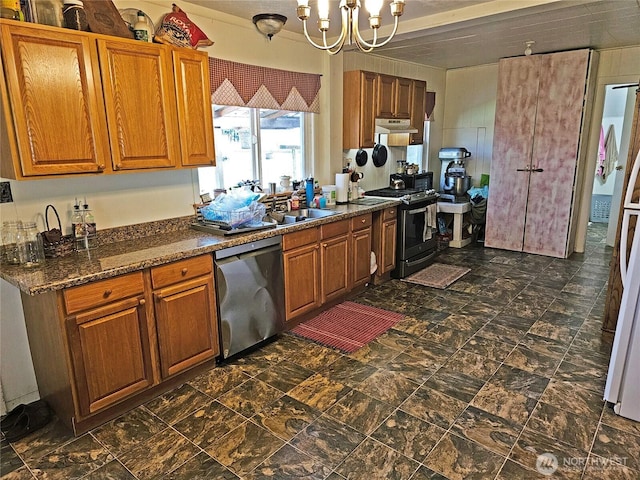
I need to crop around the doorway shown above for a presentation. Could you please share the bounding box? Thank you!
[590,84,636,246]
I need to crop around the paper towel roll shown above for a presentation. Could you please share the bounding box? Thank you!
[335,173,350,204]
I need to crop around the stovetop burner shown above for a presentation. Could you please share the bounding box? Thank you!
[365,188,438,204]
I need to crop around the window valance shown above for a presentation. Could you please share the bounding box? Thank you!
[209,57,321,114]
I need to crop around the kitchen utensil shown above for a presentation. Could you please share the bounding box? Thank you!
[350,171,364,182]
[390,177,406,190]
[372,144,387,167]
[355,149,368,166]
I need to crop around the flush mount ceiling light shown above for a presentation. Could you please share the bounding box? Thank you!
[297,0,405,55]
[524,40,535,56]
[253,13,287,40]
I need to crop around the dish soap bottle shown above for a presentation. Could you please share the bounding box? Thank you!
[133,10,152,42]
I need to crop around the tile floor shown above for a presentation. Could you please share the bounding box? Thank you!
[2,223,640,479]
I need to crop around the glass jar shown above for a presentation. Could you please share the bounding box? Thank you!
[62,0,88,31]
[18,222,45,268]
[34,0,63,27]
[2,220,22,265]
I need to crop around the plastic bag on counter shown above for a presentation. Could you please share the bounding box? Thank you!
[200,189,265,228]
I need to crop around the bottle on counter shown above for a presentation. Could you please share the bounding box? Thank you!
[62,0,88,31]
[71,200,85,251]
[133,10,152,42]
[290,191,300,211]
[81,200,97,250]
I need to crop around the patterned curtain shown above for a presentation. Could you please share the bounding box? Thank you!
[209,57,321,113]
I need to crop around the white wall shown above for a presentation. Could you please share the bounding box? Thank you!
[443,64,498,190]
[592,86,629,196]
[575,46,640,251]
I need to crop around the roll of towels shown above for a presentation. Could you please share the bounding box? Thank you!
[336,173,350,203]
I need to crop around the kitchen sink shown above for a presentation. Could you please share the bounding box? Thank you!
[282,208,338,223]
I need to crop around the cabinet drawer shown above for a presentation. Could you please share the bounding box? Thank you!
[283,228,319,251]
[321,219,349,239]
[64,272,144,315]
[351,213,372,231]
[151,254,212,289]
[383,207,398,221]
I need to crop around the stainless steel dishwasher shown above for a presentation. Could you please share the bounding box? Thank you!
[214,236,285,358]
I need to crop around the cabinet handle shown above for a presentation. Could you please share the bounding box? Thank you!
[103,289,112,298]
[322,243,328,248]
[361,219,366,223]
[97,164,105,171]
[181,267,188,276]
[531,168,544,173]
[115,163,122,170]
[139,299,146,306]
[516,167,530,172]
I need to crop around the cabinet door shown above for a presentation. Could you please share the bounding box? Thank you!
[359,71,377,148]
[523,50,590,258]
[0,23,110,176]
[321,233,350,303]
[98,39,180,171]
[351,227,372,288]
[154,275,219,378]
[173,49,215,167]
[376,74,396,118]
[66,296,154,417]
[395,77,412,119]
[485,56,540,252]
[283,243,320,321]
[409,80,426,145]
[380,219,397,274]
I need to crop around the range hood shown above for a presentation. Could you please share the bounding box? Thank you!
[375,118,418,134]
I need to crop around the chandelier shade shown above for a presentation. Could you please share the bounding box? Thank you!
[296,0,405,55]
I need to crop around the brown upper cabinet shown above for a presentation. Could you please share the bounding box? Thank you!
[0,20,215,179]
[376,74,411,119]
[343,70,426,149]
[409,80,426,145]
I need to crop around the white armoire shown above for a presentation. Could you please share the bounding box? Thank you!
[485,49,598,258]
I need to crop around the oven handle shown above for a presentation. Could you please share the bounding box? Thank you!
[404,249,438,267]
[406,206,428,215]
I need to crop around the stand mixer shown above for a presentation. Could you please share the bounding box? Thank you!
[438,147,472,202]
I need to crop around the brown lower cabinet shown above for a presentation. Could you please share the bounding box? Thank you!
[372,206,397,282]
[320,219,350,303]
[283,212,377,322]
[20,254,218,434]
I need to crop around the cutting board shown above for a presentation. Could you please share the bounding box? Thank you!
[82,0,133,39]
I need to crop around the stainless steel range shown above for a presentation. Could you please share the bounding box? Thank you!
[365,176,439,278]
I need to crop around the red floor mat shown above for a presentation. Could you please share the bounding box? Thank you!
[291,301,404,353]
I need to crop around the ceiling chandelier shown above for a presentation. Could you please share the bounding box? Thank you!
[296,0,405,55]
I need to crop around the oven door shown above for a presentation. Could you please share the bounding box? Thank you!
[398,203,437,261]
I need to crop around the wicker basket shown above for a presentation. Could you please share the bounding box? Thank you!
[40,205,75,258]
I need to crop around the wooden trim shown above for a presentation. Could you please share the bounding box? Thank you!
[603,82,640,332]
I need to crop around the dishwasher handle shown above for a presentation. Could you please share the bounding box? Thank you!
[215,243,282,265]
[214,235,282,261]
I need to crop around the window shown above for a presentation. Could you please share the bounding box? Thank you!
[198,106,308,194]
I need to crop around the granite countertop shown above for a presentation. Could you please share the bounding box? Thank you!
[0,200,400,295]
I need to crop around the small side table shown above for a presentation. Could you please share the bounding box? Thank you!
[437,201,472,248]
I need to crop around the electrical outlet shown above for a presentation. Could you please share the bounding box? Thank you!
[0,181,13,203]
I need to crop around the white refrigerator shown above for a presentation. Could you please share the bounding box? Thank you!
[604,149,640,421]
